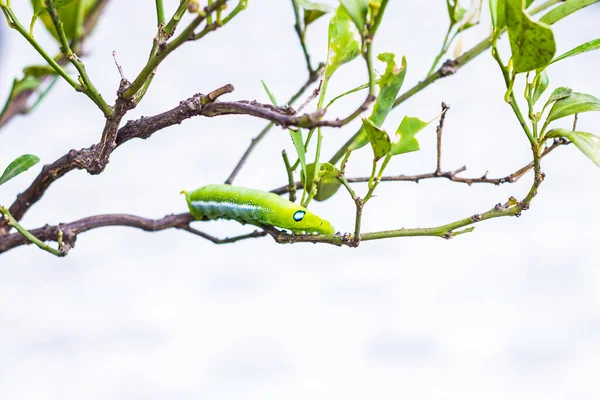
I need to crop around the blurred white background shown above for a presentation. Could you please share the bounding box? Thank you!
[1,1,599,399]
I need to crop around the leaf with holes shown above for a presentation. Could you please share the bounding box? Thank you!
[447,0,467,24]
[324,4,362,79]
[391,116,429,156]
[348,53,407,151]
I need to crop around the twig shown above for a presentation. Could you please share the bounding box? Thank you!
[435,102,450,174]
[270,138,568,195]
[0,212,267,255]
[180,226,266,244]
[290,0,315,75]
[112,51,126,80]
[261,197,522,247]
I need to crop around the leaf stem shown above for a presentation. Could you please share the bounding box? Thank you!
[0,206,64,257]
[426,23,455,78]
[163,0,191,36]
[155,0,165,26]
[490,39,535,145]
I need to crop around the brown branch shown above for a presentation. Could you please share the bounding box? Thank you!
[0,80,134,234]
[0,0,111,130]
[0,211,267,255]
[270,139,568,195]
[0,85,232,234]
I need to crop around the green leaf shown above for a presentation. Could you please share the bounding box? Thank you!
[541,86,572,113]
[347,54,407,151]
[371,54,407,126]
[30,0,77,35]
[297,0,335,12]
[391,116,428,156]
[362,118,391,161]
[546,128,600,167]
[326,82,370,109]
[290,129,307,189]
[9,77,42,102]
[297,0,334,26]
[0,154,41,186]
[550,38,600,65]
[324,5,362,79]
[261,80,305,182]
[339,0,369,33]
[547,92,600,123]
[531,69,548,105]
[505,0,556,73]
[539,0,600,25]
[304,9,327,25]
[489,0,505,30]
[23,64,58,78]
[260,80,278,106]
[447,0,466,24]
[301,162,342,201]
[30,0,98,41]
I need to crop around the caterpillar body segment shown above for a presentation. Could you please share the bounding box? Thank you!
[183,184,335,235]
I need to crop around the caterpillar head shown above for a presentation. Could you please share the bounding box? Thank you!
[288,208,335,235]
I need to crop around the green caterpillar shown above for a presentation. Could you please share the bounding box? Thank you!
[182,184,335,235]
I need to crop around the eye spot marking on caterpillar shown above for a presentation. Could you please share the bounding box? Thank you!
[293,210,306,222]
